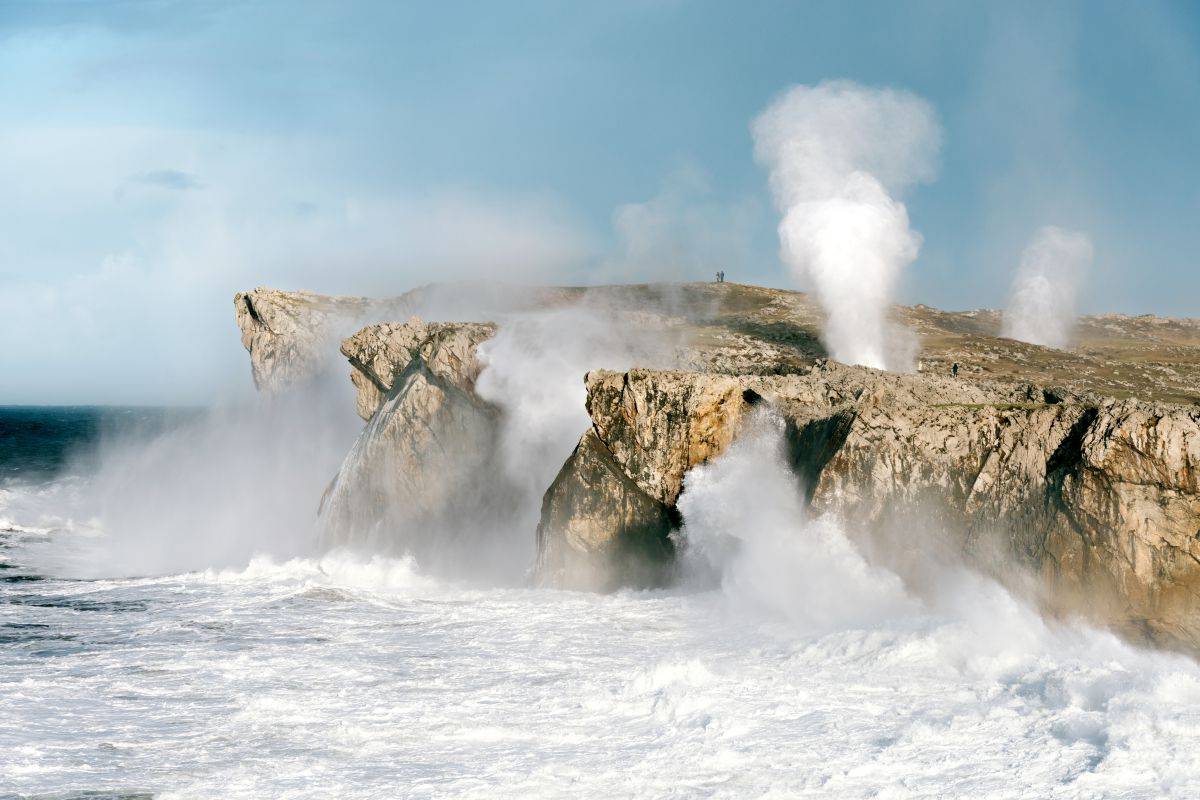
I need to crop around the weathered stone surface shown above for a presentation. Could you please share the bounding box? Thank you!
[233,280,1200,648]
[318,320,506,567]
[234,287,415,392]
[539,362,1200,649]
[239,281,1200,402]
[340,318,497,420]
[534,429,677,591]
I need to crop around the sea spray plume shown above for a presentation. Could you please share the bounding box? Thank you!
[752,81,941,370]
[58,377,364,578]
[473,299,683,573]
[678,411,915,631]
[1003,226,1093,349]
[675,410,1073,650]
[316,292,686,586]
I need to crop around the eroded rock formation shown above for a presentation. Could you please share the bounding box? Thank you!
[341,318,498,421]
[234,287,416,392]
[234,281,1200,649]
[317,319,510,573]
[536,363,1200,648]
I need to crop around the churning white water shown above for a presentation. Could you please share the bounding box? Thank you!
[4,421,1200,799]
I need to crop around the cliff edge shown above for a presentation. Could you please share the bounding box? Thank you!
[235,281,1200,650]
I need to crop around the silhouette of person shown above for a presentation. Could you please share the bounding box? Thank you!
[951,362,959,378]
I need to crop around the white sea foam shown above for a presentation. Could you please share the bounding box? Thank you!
[3,432,1200,798]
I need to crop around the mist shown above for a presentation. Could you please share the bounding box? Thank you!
[1003,226,1094,349]
[678,412,916,632]
[476,300,680,517]
[752,80,941,370]
[669,405,1200,705]
[27,376,363,579]
[290,287,692,585]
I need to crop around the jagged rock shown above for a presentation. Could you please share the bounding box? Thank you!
[238,282,1200,402]
[534,429,678,591]
[340,318,497,421]
[538,362,1200,649]
[233,280,1200,649]
[234,287,415,392]
[318,320,508,570]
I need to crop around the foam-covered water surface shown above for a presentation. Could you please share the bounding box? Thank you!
[4,492,1200,799]
[3,408,1199,799]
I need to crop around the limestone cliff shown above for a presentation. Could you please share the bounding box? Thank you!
[536,363,1200,649]
[234,287,416,392]
[238,282,1200,402]
[340,318,497,421]
[234,281,1200,649]
[317,319,505,571]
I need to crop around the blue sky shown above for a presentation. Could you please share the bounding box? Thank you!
[2,0,1198,403]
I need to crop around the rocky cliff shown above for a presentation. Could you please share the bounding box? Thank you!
[317,318,505,572]
[536,364,1200,648]
[235,281,1200,650]
[234,287,417,391]
[237,282,1200,401]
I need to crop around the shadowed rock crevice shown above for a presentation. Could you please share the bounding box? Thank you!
[1046,406,1100,478]
[784,407,856,505]
[242,294,263,326]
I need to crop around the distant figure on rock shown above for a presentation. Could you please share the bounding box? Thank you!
[715,270,725,283]
[951,362,959,378]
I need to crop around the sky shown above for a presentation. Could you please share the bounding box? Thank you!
[1,0,1198,404]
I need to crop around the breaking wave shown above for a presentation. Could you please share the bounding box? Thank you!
[4,408,1200,797]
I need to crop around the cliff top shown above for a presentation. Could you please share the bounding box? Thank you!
[235,281,1200,405]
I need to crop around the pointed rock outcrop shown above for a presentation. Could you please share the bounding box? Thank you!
[318,319,508,572]
[234,288,416,392]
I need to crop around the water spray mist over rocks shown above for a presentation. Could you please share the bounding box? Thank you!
[1003,226,1094,349]
[752,80,941,370]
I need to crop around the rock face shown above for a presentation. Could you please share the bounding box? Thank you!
[234,288,415,392]
[318,319,508,573]
[234,281,1200,649]
[536,363,1200,649]
[534,429,679,591]
[340,318,498,421]
[238,282,1200,402]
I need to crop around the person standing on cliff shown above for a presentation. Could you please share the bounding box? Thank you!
[952,362,959,378]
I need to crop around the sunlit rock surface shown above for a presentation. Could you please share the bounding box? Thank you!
[234,287,415,392]
[534,428,678,591]
[235,281,1200,649]
[317,319,514,576]
[341,318,497,421]
[541,363,1200,649]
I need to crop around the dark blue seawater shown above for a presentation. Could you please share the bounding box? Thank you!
[0,406,193,484]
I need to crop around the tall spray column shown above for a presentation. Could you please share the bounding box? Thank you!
[752,81,942,371]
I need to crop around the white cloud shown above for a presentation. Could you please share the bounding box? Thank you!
[0,125,591,403]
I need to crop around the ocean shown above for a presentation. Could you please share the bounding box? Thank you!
[2,404,1200,799]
